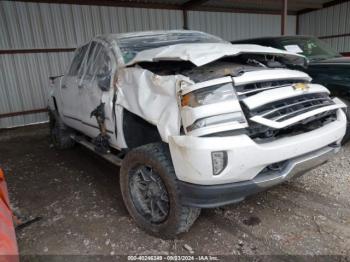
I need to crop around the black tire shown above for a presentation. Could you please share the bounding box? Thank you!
[49,110,75,150]
[120,142,201,239]
[341,99,350,145]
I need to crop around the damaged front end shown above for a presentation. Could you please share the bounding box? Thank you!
[114,31,325,140]
[119,38,345,144]
[112,32,346,192]
[168,56,347,204]
[132,53,344,142]
[113,30,345,143]
[120,43,346,191]
[177,66,345,141]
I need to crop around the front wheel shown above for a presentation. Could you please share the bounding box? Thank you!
[341,99,350,145]
[120,143,200,239]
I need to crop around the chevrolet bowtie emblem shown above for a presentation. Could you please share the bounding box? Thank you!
[293,83,310,91]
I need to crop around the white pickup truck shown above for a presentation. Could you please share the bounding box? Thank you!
[48,30,346,238]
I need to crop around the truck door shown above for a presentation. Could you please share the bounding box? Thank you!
[60,44,89,130]
[78,41,116,139]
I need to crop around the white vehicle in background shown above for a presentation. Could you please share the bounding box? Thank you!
[48,30,346,239]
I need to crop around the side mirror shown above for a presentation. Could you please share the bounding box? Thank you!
[96,72,111,91]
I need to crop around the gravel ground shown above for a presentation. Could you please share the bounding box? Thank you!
[0,124,349,257]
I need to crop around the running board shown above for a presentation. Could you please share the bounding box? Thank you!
[71,135,122,166]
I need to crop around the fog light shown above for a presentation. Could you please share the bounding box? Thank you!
[211,151,227,175]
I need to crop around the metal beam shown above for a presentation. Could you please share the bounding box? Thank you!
[181,0,210,30]
[0,108,48,119]
[284,0,322,9]
[298,0,350,15]
[181,0,210,10]
[323,0,350,8]
[297,8,318,15]
[281,0,288,35]
[296,12,300,35]
[192,5,297,15]
[218,0,322,10]
[14,0,183,10]
[0,48,75,55]
[183,9,189,30]
[319,33,350,39]
[14,0,297,15]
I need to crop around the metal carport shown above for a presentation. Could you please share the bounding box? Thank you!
[0,0,349,128]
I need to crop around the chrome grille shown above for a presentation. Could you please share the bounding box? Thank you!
[249,93,335,121]
[238,82,340,141]
[236,79,307,97]
[246,111,337,141]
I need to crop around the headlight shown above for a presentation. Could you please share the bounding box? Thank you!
[186,112,246,132]
[181,83,235,107]
[180,81,248,136]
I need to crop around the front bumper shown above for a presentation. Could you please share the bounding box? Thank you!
[177,145,338,208]
[169,109,346,185]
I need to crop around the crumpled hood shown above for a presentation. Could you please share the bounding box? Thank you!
[126,43,306,67]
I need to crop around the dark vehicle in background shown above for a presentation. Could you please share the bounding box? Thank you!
[232,36,350,142]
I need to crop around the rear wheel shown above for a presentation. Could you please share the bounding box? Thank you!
[49,111,75,150]
[120,143,200,239]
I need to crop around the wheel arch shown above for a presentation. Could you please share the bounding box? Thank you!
[122,108,163,149]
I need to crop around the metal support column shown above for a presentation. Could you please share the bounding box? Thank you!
[281,0,288,35]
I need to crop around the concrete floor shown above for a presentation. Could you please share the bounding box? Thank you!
[0,124,349,256]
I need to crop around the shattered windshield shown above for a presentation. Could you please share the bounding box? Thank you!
[280,37,341,61]
[116,31,226,63]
